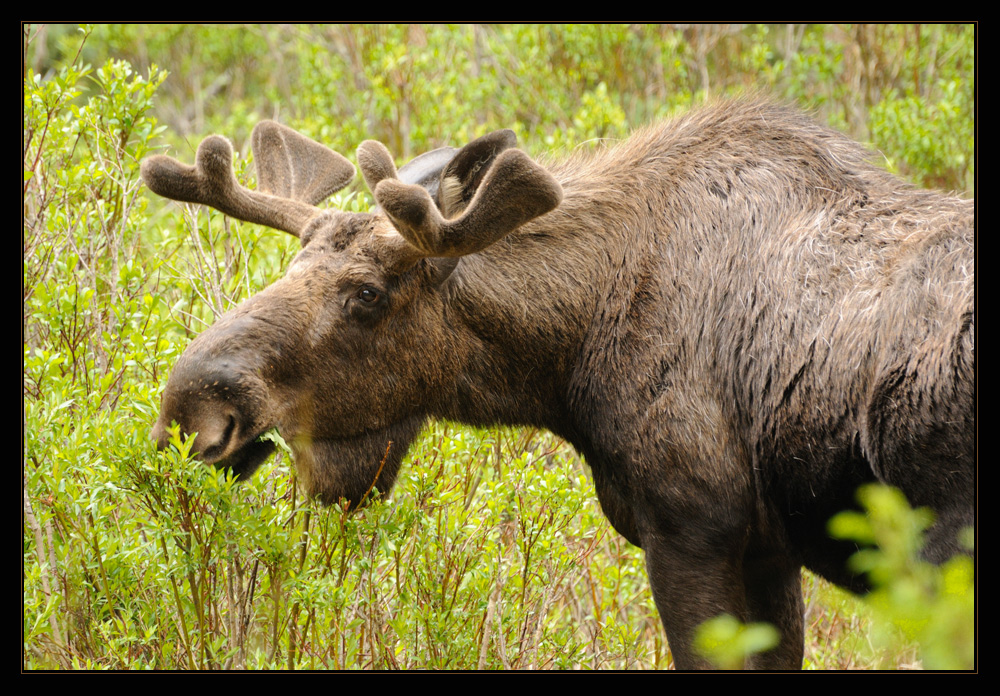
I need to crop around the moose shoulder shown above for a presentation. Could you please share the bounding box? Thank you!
[144,100,974,670]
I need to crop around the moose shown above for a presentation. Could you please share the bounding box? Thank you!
[145,99,974,669]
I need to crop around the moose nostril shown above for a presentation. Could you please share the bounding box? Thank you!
[200,415,237,461]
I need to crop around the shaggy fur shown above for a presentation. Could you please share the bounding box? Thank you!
[147,100,974,669]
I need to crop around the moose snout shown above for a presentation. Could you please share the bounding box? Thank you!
[152,407,239,461]
[152,355,271,463]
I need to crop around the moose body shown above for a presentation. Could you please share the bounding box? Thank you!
[146,100,974,669]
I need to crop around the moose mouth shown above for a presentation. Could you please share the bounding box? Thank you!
[211,430,277,480]
[186,415,425,506]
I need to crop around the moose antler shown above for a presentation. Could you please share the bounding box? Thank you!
[251,120,356,205]
[143,122,562,260]
[140,121,356,237]
[358,132,563,258]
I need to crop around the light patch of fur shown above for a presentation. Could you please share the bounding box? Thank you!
[439,175,464,218]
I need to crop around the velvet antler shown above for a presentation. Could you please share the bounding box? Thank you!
[357,131,563,258]
[141,121,355,237]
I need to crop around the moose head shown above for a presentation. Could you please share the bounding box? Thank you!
[145,121,562,505]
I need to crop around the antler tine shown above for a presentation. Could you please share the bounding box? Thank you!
[356,139,399,194]
[373,148,563,258]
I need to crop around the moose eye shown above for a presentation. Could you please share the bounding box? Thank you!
[357,287,381,304]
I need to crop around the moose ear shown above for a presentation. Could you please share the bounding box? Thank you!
[358,143,460,212]
[427,256,460,287]
[397,146,459,206]
[438,129,518,219]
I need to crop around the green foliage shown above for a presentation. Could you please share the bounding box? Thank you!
[24,26,170,412]
[23,24,974,670]
[30,24,972,192]
[829,485,975,670]
[870,82,974,191]
[691,485,975,670]
[694,614,780,670]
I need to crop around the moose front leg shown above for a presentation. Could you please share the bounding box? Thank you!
[742,553,804,669]
[642,531,805,670]
[632,445,803,670]
[642,531,748,669]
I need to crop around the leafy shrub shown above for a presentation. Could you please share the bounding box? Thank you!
[829,485,974,670]
[692,485,974,670]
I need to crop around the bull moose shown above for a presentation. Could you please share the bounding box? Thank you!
[144,99,974,669]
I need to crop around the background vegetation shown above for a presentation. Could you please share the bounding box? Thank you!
[23,23,974,670]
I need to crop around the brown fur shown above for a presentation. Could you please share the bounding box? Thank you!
[147,99,974,669]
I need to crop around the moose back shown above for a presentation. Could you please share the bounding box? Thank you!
[145,99,974,669]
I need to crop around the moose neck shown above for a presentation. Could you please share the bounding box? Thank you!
[431,120,800,451]
[437,158,658,444]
